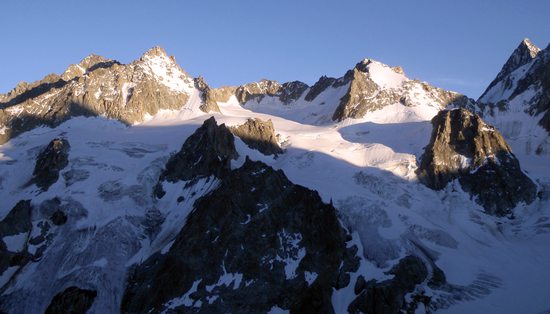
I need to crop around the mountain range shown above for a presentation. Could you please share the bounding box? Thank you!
[0,39,549,313]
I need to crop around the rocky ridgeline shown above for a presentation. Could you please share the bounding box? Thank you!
[0,45,479,145]
[332,59,474,121]
[476,39,550,155]
[154,116,238,197]
[31,138,70,191]
[199,79,310,110]
[199,58,474,124]
[417,109,537,216]
[123,117,360,313]
[479,38,541,102]
[230,118,283,156]
[0,47,194,144]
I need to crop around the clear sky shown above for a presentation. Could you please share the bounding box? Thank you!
[1,0,549,98]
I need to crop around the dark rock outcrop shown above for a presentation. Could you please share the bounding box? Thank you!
[0,200,32,238]
[123,158,359,313]
[230,118,283,156]
[305,76,338,101]
[417,109,537,215]
[32,138,70,191]
[349,255,428,314]
[0,200,33,287]
[45,286,97,314]
[279,81,309,104]
[155,117,238,197]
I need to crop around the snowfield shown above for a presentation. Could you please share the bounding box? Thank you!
[1,63,549,313]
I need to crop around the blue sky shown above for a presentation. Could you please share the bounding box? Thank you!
[1,0,549,98]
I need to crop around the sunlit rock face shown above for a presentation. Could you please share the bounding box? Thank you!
[332,59,474,121]
[0,46,194,144]
[417,108,537,216]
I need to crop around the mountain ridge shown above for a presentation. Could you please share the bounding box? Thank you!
[0,40,549,313]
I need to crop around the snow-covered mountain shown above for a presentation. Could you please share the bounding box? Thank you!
[477,38,550,157]
[0,42,549,313]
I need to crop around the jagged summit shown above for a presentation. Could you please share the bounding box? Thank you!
[0,39,549,314]
[62,54,119,81]
[140,46,169,59]
[331,57,473,121]
[475,38,550,155]
[479,38,541,101]
[0,46,196,144]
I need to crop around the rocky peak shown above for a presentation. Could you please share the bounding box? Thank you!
[0,46,197,144]
[205,79,309,106]
[194,76,221,113]
[479,38,541,101]
[31,138,71,191]
[123,157,359,313]
[332,58,473,121]
[140,46,170,60]
[416,109,537,216]
[235,79,282,104]
[155,117,238,197]
[62,54,118,81]
[230,118,283,156]
[304,75,337,101]
[279,81,309,104]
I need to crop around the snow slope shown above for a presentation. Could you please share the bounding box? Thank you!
[0,61,549,313]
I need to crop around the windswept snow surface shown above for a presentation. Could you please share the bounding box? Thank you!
[0,82,549,313]
[365,60,408,90]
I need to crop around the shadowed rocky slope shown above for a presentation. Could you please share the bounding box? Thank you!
[123,119,359,312]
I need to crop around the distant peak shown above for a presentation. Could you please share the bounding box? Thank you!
[78,54,112,70]
[519,38,540,57]
[61,53,117,81]
[478,38,541,101]
[141,46,169,59]
[355,58,406,76]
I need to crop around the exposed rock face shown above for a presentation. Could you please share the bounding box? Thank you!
[123,158,359,313]
[349,255,428,314]
[202,85,238,110]
[155,117,238,197]
[417,109,537,215]
[206,79,308,106]
[304,76,338,101]
[194,76,221,113]
[0,200,33,288]
[477,39,550,154]
[479,38,541,102]
[230,118,283,156]
[279,81,309,104]
[332,59,474,121]
[45,286,97,314]
[0,200,32,238]
[235,79,282,104]
[32,138,70,191]
[0,46,195,144]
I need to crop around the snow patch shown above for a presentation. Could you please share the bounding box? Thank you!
[163,279,202,310]
[2,232,27,252]
[366,61,408,90]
